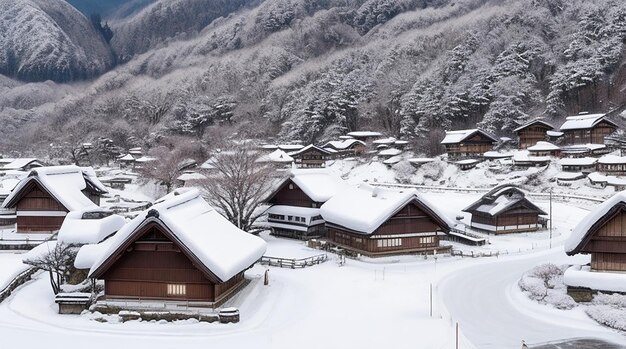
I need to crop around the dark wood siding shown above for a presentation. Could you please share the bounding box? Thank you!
[16,184,66,211]
[517,124,551,149]
[14,182,67,233]
[579,209,626,272]
[444,133,494,158]
[16,216,65,233]
[268,180,319,207]
[562,121,616,145]
[293,148,329,168]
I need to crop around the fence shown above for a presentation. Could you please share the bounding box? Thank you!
[260,254,328,268]
[0,267,38,303]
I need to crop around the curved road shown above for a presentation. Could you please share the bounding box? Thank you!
[439,249,626,349]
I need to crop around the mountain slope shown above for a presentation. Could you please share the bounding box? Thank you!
[0,0,115,82]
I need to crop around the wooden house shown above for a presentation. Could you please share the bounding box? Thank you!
[597,155,626,175]
[87,189,266,304]
[289,144,333,168]
[527,141,560,157]
[320,184,453,256]
[322,139,366,157]
[256,149,294,166]
[463,185,547,234]
[1,166,107,233]
[1,158,44,172]
[346,131,383,143]
[566,192,626,273]
[514,120,555,149]
[441,129,497,159]
[559,114,617,145]
[559,157,597,174]
[560,143,610,158]
[264,168,348,239]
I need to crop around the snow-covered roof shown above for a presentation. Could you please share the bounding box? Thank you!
[0,178,20,195]
[118,154,135,161]
[566,191,626,254]
[512,151,550,162]
[266,205,320,218]
[177,172,208,182]
[277,144,304,151]
[378,148,402,156]
[271,168,348,203]
[289,144,332,156]
[81,167,108,194]
[408,158,434,164]
[135,156,157,163]
[372,137,397,145]
[455,159,480,165]
[383,155,403,165]
[546,130,564,137]
[2,158,42,170]
[57,210,126,245]
[513,119,555,133]
[598,155,626,165]
[483,151,514,159]
[559,113,616,131]
[259,144,279,150]
[88,189,267,282]
[440,129,496,144]
[320,184,453,235]
[464,185,547,217]
[346,131,383,138]
[322,139,365,150]
[256,149,294,164]
[559,157,598,166]
[75,239,113,269]
[3,166,100,211]
[527,141,559,152]
[394,140,409,145]
[564,265,626,293]
[555,172,584,181]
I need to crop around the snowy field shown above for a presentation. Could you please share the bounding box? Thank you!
[0,191,624,349]
[0,252,29,290]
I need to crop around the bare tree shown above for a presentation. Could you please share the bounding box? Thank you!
[195,147,275,233]
[23,242,77,294]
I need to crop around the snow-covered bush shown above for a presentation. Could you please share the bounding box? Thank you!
[586,305,626,331]
[392,161,415,183]
[421,160,445,182]
[519,263,575,309]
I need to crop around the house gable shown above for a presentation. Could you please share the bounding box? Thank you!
[10,179,68,212]
[266,179,318,207]
[571,203,626,255]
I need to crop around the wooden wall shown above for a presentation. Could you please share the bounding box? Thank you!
[15,182,67,233]
[518,125,551,149]
[268,180,318,208]
[581,209,626,272]
[562,121,616,145]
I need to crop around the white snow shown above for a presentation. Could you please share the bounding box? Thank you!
[0,252,29,290]
[513,119,554,133]
[1,158,41,170]
[118,154,135,161]
[284,168,348,203]
[598,155,626,165]
[564,265,626,293]
[57,210,126,245]
[322,139,365,150]
[441,129,479,144]
[559,157,597,166]
[372,137,397,145]
[256,149,294,164]
[288,144,331,156]
[320,183,454,234]
[555,172,585,180]
[559,114,610,130]
[346,131,383,138]
[547,130,564,137]
[378,148,402,156]
[176,172,208,182]
[528,141,560,152]
[88,189,267,282]
[383,155,403,165]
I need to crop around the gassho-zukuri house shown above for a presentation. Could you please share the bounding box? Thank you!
[559,113,617,145]
[264,168,348,239]
[2,165,108,233]
[463,185,547,234]
[84,189,266,305]
[440,129,497,159]
[320,184,453,256]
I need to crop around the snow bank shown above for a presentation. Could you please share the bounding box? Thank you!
[22,241,58,263]
[564,265,626,293]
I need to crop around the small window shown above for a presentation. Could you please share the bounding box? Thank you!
[312,203,317,208]
[167,284,186,296]
[289,184,294,189]
[288,216,293,221]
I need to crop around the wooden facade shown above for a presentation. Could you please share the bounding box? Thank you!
[94,221,246,303]
[13,181,67,233]
[266,179,325,238]
[469,209,542,234]
[291,146,332,168]
[267,179,320,208]
[562,120,617,145]
[597,162,626,175]
[325,201,448,256]
[442,131,496,159]
[515,121,553,149]
[567,204,626,272]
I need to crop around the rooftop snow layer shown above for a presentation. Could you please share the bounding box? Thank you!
[256,149,294,163]
[441,129,478,144]
[2,158,41,170]
[177,172,208,182]
[88,189,267,282]
[322,139,365,150]
[378,148,402,156]
[57,210,126,245]
[513,119,555,133]
[528,141,559,152]
[320,183,453,234]
[286,168,349,203]
[555,172,585,181]
[598,155,626,165]
[559,113,612,130]
[559,157,597,166]
[564,265,626,293]
[346,131,383,138]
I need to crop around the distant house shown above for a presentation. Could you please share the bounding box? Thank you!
[559,114,617,145]
[1,158,44,172]
[441,129,497,159]
[527,141,560,157]
[2,166,107,233]
[560,143,610,158]
[256,149,294,166]
[289,144,333,168]
[320,184,453,256]
[559,157,597,174]
[463,185,547,234]
[514,120,555,149]
[346,131,383,142]
[87,189,266,304]
[322,139,366,157]
[597,155,626,175]
[264,169,348,239]
[564,192,626,296]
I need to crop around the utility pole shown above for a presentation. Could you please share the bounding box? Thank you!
[549,189,553,249]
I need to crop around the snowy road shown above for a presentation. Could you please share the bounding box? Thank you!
[439,249,626,349]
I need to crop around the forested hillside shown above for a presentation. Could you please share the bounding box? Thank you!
[1,0,625,156]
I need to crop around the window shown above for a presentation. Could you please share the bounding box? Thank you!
[288,216,293,221]
[167,284,186,296]
[377,238,402,248]
[289,184,294,189]
[268,214,285,220]
[419,236,435,245]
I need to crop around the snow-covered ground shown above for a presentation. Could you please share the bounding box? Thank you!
[0,252,29,289]
[0,191,624,349]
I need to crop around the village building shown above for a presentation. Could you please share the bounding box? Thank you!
[289,144,333,168]
[559,157,598,174]
[1,158,44,172]
[440,129,497,159]
[1,166,108,233]
[454,159,480,170]
[320,184,453,256]
[176,171,208,187]
[256,149,294,166]
[321,139,366,157]
[597,155,626,175]
[559,113,617,145]
[377,147,402,159]
[560,143,610,158]
[514,120,555,149]
[346,131,383,143]
[86,189,266,305]
[512,151,550,167]
[264,168,348,239]
[527,141,560,157]
[463,185,547,234]
[564,192,626,296]
[277,144,305,152]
